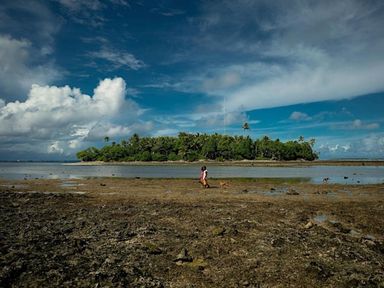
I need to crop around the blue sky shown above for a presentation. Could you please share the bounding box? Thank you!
[0,0,384,160]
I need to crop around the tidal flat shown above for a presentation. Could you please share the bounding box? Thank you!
[1,178,383,287]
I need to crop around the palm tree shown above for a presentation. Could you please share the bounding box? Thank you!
[309,138,316,147]
[262,135,270,142]
[298,135,304,143]
[104,136,110,143]
[242,122,250,133]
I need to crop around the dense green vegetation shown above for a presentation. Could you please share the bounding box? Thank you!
[76,133,318,162]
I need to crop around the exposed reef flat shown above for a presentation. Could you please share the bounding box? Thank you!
[1,178,383,287]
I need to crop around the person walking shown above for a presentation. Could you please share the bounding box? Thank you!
[199,166,209,188]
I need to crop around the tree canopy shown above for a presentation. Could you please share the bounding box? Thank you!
[77,133,318,162]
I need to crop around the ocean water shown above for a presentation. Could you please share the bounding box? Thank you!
[0,162,383,184]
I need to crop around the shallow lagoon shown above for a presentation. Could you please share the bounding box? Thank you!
[0,162,383,184]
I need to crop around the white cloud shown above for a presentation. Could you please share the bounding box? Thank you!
[0,77,127,136]
[202,72,240,92]
[48,141,64,154]
[109,0,130,7]
[317,134,384,158]
[332,119,381,130]
[196,111,248,128]
[57,0,130,12]
[289,111,312,121]
[68,139,82,149]
[55,0,131,26]
[154,129,180,137]
[89,47,145,70]
[85,121,155,141]
[185,0,384,112]
[154,116,196,128]
[351,119,380,130]
[57,0,103,12]
[0,34,61,102]
[87,123,131,140]
[55,0,105,27]
[0,77,144,155]
[0,1,63,101]
[226,61,384,111]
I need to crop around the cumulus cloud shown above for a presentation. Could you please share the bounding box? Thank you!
[87,123,133,140]
[0,77,127,136]
[48,141,64,154]
[318,134,384,158]
[0,77,145,155]
[0,1,63,102]
[0,35,61,102]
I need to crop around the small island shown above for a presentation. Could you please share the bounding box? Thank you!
[77,133,318,162]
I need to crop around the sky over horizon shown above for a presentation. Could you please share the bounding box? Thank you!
[0,0,384,160]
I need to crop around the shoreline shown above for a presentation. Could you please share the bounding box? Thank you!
[65,159,384,167]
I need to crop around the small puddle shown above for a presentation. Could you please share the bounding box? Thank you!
[349,229,361,237]
[68,191,87,195]
[364,234,376,240]
[313,214,328,223]
[61,182,83,188]
[1,184,28,189]
[18,191,63,195]
[16,191,86,195]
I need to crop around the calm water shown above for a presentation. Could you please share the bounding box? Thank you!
[0,162,383,184]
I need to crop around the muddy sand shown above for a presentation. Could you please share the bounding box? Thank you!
[1,178,383,287]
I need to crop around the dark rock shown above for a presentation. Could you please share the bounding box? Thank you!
[211,227,226,237]
[286,189,299,195]
[332,222,351,234]
[185,257,208,271]
[372,241,384,254]
[134,276,164,287]
[304,221,314,229]
[174,248,193,263]
[271,237,285,247]
[143,242,162,255]
[306,261,333,280]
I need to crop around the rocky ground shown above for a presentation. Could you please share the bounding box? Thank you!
[0,178,383,287]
